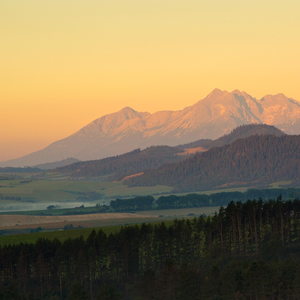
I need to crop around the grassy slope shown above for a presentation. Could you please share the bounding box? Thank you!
[0,175,294,212]
[0,177,173,203]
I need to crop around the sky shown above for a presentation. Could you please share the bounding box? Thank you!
[1,0,300,162]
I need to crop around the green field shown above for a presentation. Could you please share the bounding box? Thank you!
[0,176,256,205]
[0,220,177,246]
[0,226,123,246]
[0,176,173,206]
[0,204,220,246]
[0,175,253,212]
[0,173,295,213]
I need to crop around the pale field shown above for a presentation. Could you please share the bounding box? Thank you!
[0,212,155,228]
[268,181,293,188]
[0,217,163,231]
[0,207,218,233]
[0,178,173,210]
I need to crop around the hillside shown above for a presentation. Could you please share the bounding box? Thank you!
[177,124,284,150]
[2,89,300,167]
[54,124,283,180]
[34,158,81,170]
[127,134,300,191]
[54,146,185,180]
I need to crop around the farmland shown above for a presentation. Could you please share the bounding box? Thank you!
[0,177,173,201]
[0,212,156,228]
[1,168,295,212]
[0,173,252,213]
[0,206,218,246]
[0,176,173,211]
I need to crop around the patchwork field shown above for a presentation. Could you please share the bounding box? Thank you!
[0,177,253,203]
[0,212,156,228]
[0,173,295,214]
[0,177,173,210]
[0,206,217,229]
[0,219,180,246]
[0,206,219,246]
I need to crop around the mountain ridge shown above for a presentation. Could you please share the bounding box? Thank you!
[2,89,300,167]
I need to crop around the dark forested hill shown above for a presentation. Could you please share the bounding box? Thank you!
[54,124,284,181]
[176,124,284,150]
[53,146,185,180]
[128,134,300,191]
[34,157,81,170]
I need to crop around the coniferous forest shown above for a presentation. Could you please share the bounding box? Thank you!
[128,134,300,191]
[2,198,300,299]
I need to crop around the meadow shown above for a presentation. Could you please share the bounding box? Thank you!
[1,171,294,207]
[0,175,173,210]
[0,206,218,246]
[0,219,179,246]
[0,225,125,246]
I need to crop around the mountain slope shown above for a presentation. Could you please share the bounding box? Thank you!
[127,135,300,192]
[54,146,186,180]
[34,158,81,170]
[177,124,284,150]
[53,124,283,180]
[2,89,300,167]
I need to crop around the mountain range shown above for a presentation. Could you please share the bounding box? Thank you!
[2,88,300,167]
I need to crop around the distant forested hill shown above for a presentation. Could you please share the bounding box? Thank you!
[54,124,284,181]
[54,146,185,180]
[128,134,300,191]
[176,124,284,150]
[34,158,81,170]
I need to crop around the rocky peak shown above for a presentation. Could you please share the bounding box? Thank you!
[2,88,300,167]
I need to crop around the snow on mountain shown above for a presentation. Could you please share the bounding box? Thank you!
[2,89,300,167]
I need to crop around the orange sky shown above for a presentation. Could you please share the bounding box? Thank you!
[1,0,300,162]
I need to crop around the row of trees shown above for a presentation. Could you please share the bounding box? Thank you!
[109,188,300,211]
[1,198,300,299]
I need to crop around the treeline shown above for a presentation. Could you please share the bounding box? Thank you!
[75,192,103,201]
[0,167,42,174]
[34,158,80,171]
[110,188,300,211]
[0,175,16,180]
[54,146,185,180]
[110,196,154,211]
[128,134,300,191]
[2,198,300,299]
[0,195,21,201]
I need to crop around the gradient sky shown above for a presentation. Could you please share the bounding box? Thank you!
[1,0,300,162]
